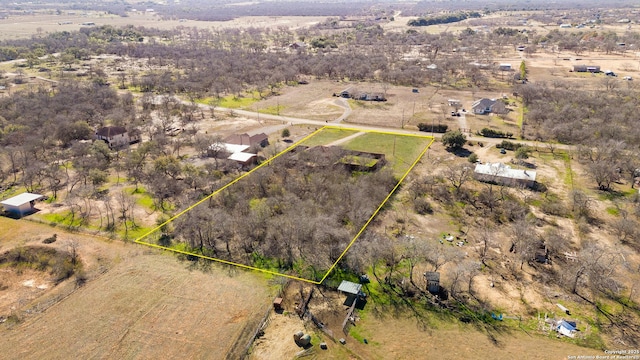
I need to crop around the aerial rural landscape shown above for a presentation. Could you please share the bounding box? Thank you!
[1,0,640,359]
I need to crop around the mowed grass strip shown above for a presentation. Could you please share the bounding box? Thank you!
[300,127,359,147]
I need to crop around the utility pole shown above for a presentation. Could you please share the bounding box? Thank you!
[393,135,396,157]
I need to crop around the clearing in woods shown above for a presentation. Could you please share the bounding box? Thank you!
[135,126,434,283]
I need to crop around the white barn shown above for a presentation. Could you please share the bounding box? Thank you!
[1,192,44,217]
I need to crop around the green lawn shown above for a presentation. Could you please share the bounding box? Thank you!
[300,128,359,147]
[342,133,432,175]
[122,185,155,211]
[195,93,260,109]
[39,211,84,228]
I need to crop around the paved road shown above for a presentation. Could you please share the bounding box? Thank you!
[0,55,572,152]
[207,103,574,151]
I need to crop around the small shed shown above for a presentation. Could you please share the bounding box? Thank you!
[273,297,283,311]
[338,280,362,295]
[1,192,44,217]
[556,303,571,315]
[425,272,440,295]
[557,320,577,338]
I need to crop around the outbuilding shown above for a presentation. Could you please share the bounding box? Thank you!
[1,192,44,217]
[557,320,577,338]
[474,162,537,188]
[227,152,257,167]
[338,280,362,296]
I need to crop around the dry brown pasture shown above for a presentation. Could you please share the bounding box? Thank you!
[250,280,605,360]
[0,12,328,41]
[0,217,276,360]
[254,81,348,122]
[350,313,603,360]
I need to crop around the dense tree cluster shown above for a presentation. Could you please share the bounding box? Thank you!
[519,84,640,146]
[0,82,133,148]
[170,147,397,279]
[407,12,481,27]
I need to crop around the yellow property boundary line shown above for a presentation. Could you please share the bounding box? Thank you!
[135,126,434,284]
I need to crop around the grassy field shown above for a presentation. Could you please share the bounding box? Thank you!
[0,217,275,360]
[349,312,603,360]
[342,132,432,175]
[299,127,359,147]
[196,93,260,109]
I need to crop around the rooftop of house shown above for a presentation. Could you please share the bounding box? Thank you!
[95,126,127,137]
[228,152,256,162]
[250,133,268,144]
[472,98,496,108]
[225,133,268,146]
[474,162,537,182]
[225,133,250,145]
[210,143,250,154]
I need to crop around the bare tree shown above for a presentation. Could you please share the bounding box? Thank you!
[116,189,137,239]
[509,219,537,270]
[448,260,481,299]
[443,163,472,193]
[472,222,495,266]
[569,241,626,298]
[424,240,461,272]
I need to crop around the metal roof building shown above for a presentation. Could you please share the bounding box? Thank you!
[474,162,537,188]
[337,280,362,295]
[1,192,44,217]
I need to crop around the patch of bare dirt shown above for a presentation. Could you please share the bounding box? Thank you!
[0,269,53,318]
[250,313,308,360]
